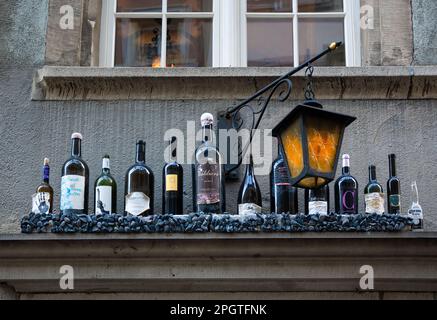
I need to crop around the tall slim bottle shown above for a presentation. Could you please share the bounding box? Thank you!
[270,147,298,214]
[193,113,225,214]
[387,154,401,214]
[125,140,154,216]
[305,185,330,215]
[334,154,359,214]
[32,158,54,214]
[94,155,117,214]
[61,133,89,215]
[364,165,384,214]
[238,153,262,214]
[163,137,183,215]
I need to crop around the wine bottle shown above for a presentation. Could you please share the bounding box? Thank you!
[305,185,330,215]
[334,154,358,214]
[94,155,117,215]
[364,165,384,214]
[61,133,89,215]
[270,148,298,214]
[193,113,225,214]
[408,181,423,230]
[238,153,262,214]
[125,140,154,216]
[32,158,54,214]
[163,137,183,215]
[387,154,401,214]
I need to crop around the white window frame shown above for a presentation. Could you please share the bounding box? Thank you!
[100,0,361,67]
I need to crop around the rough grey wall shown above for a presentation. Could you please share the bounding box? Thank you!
[412,0,437,65]
[1,0,437,233]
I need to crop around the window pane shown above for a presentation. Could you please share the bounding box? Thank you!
[115,19,162,67]
[247,18,293,67]
[299,18,345,65]
[166,19,212,67]
[117,0,162,12]
[247,0,292,12]
[298,0,343,12]
[168,0,213,12]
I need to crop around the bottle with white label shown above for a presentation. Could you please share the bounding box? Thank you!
[408,181,423,231]
[125,140,154,216]
[61,132,89,215]
[364,165,385,215]
[94,155,117,215]
[305,185,330,216]
[32,158,54,214]
[238,153,262,215]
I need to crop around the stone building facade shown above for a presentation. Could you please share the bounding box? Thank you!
[1,0,437,300]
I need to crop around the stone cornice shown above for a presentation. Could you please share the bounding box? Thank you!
[32,66,437,101]
[1,233,437,294]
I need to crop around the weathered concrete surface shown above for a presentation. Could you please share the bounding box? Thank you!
[0,0,48,67]
[1,233,437,296]
[0,283,17,300]
[412,0,437,65]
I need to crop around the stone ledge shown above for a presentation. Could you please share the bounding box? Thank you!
[32,66,437,101]
[1,233,437,295]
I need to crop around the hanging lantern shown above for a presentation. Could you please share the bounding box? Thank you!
[272,100,356,189]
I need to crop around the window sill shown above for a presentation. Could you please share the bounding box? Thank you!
[32,66,437,101]
[1,232,437,298]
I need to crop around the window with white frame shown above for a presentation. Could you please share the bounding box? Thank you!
[100,0,361,67]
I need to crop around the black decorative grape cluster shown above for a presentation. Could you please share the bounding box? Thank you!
[21,212,415,234]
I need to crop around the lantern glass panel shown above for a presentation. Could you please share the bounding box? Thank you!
[304,115,342,174]
[280,118,304,179]
[299,177,328,189]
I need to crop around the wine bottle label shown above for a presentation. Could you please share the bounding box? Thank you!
[389,194,401,209]
[165,174,178,192]
[197,163,220,205]
[308,201,328,216]
[61,175,85,210]
[365,192,385,214]
[341,189,356,212]
[239,203,262,215]
[408,208,423,223]
[125,192,150,216]
[31,192,51,214]
[95,186,112,215]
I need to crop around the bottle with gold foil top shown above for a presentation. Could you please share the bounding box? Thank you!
[162,137,183,214]
[32,158,54,214]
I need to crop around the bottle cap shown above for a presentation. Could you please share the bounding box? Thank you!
[200,113,214,126]
[137,139,145,145]
[103,154,110,159]
[43,158,50,165]
[71,132,83,140]
[342,154,350,160]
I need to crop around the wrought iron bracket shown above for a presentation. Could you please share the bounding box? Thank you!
[219,41,343,179]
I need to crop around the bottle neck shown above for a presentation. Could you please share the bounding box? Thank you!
[389,155,396,177]
[71,138,81,158]
[245,154,255,176]
[369,166,377,182]
[169,138,177,163]
[102,158,110,174]
[136,143,146,163]
[42,165,50,183]
[342,157,350,175]
[202,125,213,144]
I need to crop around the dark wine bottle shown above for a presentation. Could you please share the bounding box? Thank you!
[61,133,89,215]
[94,155,117,214]
[364,165,384,214]
[305,185,330,215]
[193,113,225,214]
[32,158,54,214]
[238,153,262,214]
[387,154,401,214]
[270,148,298,214]
[334,154,358,214]
[163,137,183,215]
[124,140,154,216]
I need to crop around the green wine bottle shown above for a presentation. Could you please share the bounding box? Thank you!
[94,155,117,214]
